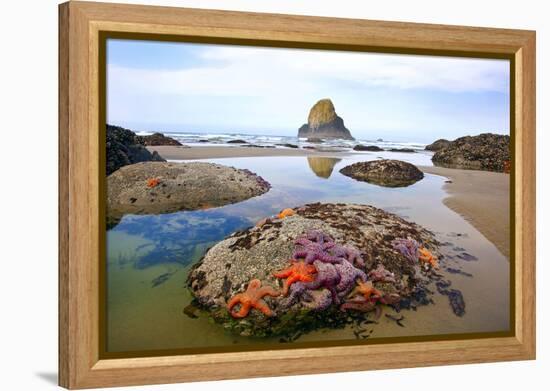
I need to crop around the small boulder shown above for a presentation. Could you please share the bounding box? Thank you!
[227,139,248,144]
[339,159,424,187]
[139,132,182,146]
[389,148,416,153]
[425,139,451,151]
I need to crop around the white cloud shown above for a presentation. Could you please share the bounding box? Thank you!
[108,45,509,99]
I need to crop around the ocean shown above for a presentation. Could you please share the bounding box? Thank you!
[134,130,428,151]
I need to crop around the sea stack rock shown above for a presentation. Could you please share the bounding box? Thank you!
[298,99,354,140]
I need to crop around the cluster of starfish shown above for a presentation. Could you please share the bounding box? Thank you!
[226,230,403,319]
[274,231,399,315]
[392,238,438,269]
[292,231,366,267]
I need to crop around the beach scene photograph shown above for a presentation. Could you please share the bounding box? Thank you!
[104,39,511,354]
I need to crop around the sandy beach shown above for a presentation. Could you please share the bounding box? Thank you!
[420,166,510,258]
[148,145,510,258]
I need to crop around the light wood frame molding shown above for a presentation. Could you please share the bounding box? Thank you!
[59,1,536,388]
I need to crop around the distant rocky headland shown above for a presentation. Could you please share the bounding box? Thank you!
[298,99,354,140]
[430,133,510,172]
[106,124,165,175]
[106,125,186,175]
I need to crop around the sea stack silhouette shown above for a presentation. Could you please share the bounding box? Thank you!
[298,99,354,140]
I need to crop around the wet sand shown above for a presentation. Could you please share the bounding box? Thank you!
[419,166,510,258]
[147,146,510,258]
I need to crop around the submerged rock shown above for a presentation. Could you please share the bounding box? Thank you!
[106,124,165,175]
[339,159,424,187]
[389,148,416,153]
[298,99,354,140]
[227,139,248,144]
[107,162,271,218]
[187,203,440,337]
[353,145,384,152]
[140,132,182,146]
[306,137,324,143]
[277,143,299,149]
[425,139,451,151]
[431,133,510,172]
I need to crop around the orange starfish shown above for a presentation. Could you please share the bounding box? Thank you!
[227,279,280,318]
[146,178,160,188]
[419,247,438,268]
[349,280,382,301]
[273,260,317,295]
[277,208,295,219]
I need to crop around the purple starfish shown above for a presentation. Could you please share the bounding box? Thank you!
[392,238,420,264]
[282,282,334,311]
[367,263,397,283]
[334,259,368,298]
[305,230,334,245]
[294,234,342,264]
[303,261,342,303]
[330,244,365,268]
[301,288,333,311]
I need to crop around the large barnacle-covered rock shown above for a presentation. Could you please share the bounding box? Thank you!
[187,203,441,338]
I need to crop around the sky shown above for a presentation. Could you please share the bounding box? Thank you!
[106,39,510,143]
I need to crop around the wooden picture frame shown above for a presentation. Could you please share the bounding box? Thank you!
[59,1,536,389]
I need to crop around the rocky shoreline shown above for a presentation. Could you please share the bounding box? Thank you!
[431,133,510,172]
[106,124,165,175]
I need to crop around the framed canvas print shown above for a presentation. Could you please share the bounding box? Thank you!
[58,1,536,389]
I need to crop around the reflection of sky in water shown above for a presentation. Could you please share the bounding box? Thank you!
[111,209,249,268]
[109,154,442,270]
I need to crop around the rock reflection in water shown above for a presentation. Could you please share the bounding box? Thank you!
[306,157,342,179]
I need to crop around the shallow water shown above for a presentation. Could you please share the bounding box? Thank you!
[106,153,509,353]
